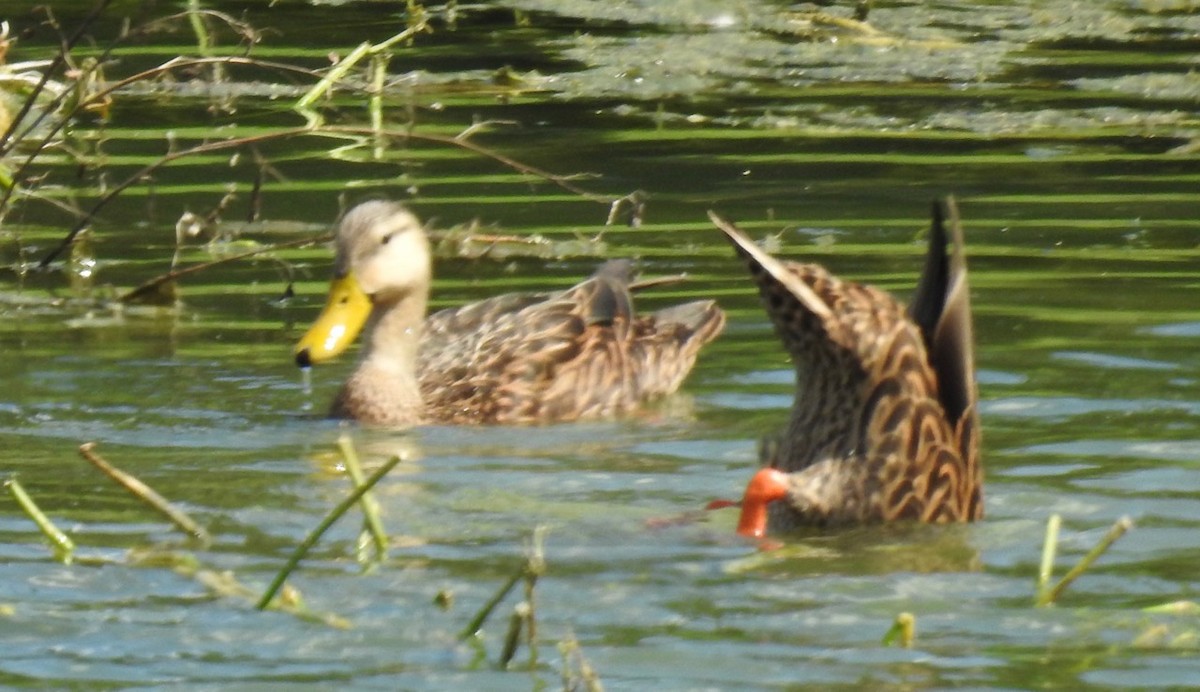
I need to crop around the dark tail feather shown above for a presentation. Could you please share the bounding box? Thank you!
[908,199,952,345]
[908,196,976,426]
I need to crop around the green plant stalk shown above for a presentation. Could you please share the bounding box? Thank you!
[1143,600,1200,615]
[1037,516,1134,607]
[1036,513,1061,603]
[370,53,387,159]
[336,435,388,563]
[5,478,75,562]
[186,0,226,86]
[882,612,915,648]
[187,0,212,55]
[524,526,546,663]
[372,19,429,53]
[256,453,405,610]
[459,564,525,640]
[498,601,530,667]
[78,442,212,546]
[295,20,428,110]
[297,41,371,110]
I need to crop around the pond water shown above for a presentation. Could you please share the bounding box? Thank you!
[2,1,1200,688]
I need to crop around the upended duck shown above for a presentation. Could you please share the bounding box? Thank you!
[709,198,982,537]
[294,200,726,426]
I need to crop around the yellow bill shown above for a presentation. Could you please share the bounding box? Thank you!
[294,273,372,367]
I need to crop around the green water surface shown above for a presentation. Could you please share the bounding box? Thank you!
[2,1,1200,688]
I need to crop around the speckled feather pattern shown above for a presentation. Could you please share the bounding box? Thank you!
[713,199,982,529]
[415,272,725,424]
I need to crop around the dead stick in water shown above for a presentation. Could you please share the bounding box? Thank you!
[78,442,212,546]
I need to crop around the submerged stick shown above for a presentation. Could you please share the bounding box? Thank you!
[1037,516,1134,607]
[1035,513,1062,603]
[256,452,405,610]
[78,442,212,546]
[5,478,76,562]
[336,435,388,563]
[128,547,350,628]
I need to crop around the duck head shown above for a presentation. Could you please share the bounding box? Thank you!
[294,201,431,367]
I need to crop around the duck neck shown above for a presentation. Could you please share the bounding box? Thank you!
[341,286,428,425]
[365,286,427,364]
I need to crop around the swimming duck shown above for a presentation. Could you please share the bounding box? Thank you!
[294,200,726,426]
[709,198,982,537]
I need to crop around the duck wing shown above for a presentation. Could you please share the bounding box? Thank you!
[419,260,724,424]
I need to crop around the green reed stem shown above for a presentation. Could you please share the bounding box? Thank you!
[524,526,546,663]
[5,478,75,562]
[458,526,547,642]
[336,435,389,563]
[1035,513,1061,603]
[256,452,405,610]
[459,563,524,640]
[498,601,531,668]
[1037,516,1133,607]
[369,53,386,159]
[295,19,428,112]
[882,612,915,648]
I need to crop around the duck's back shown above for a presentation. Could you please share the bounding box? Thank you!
[418,260,725,424]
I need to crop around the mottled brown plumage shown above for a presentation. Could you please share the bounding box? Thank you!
[709,198,982,535]
[297,200,726,426]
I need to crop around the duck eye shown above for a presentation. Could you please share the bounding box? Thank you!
[380,233,393,245]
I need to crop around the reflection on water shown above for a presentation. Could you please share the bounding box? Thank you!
[1,1,1199,688]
